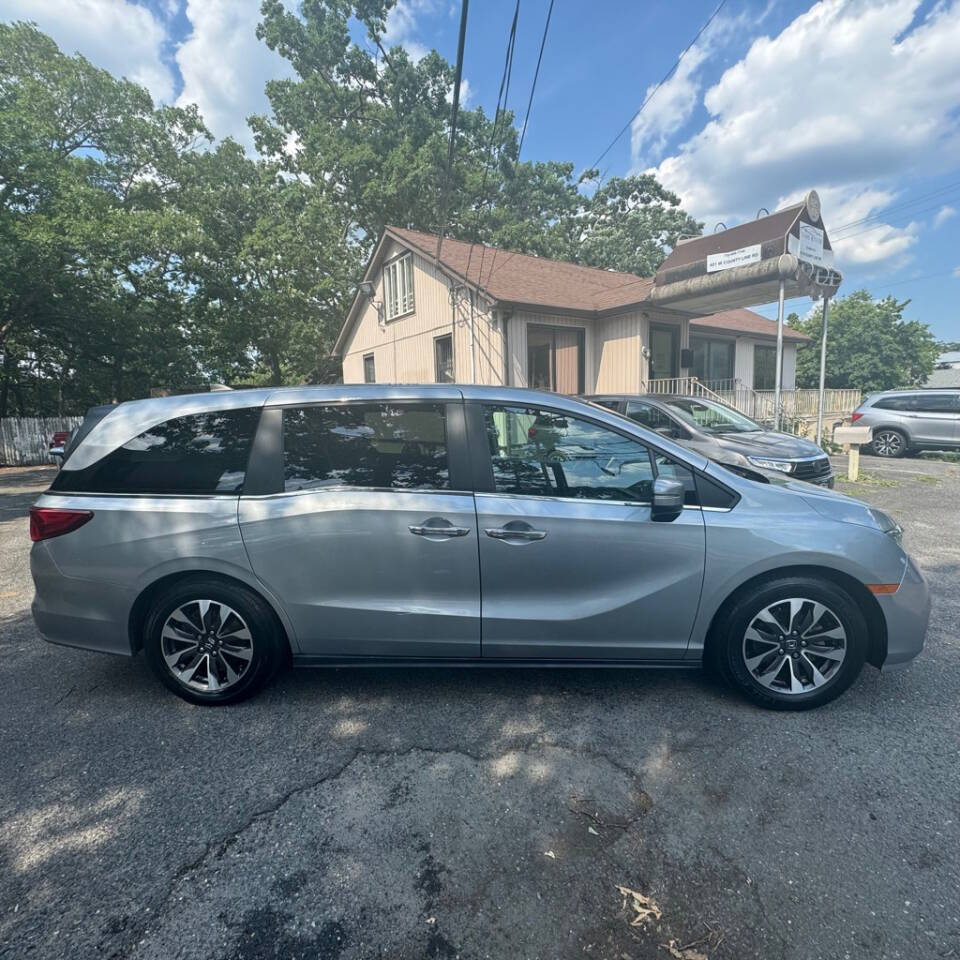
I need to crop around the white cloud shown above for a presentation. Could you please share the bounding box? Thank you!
[174,0,294,151]
[0,0,175,102]
[647,0,960,265]
[630,7,771,166]
[953,265,960,279]
[382,0,438,61]
[933,205,957,228]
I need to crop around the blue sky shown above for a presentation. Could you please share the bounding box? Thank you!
[3,0,960,341]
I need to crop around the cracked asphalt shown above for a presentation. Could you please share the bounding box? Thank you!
[1,459,958,960]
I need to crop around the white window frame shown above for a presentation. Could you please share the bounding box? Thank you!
[384,253,415,320]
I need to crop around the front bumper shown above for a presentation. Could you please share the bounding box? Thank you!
[876,554,930,669]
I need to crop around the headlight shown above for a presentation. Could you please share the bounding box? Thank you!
[747,456,793,474]
[869,508,903,545]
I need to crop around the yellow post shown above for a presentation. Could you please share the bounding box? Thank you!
[848,444,860,482]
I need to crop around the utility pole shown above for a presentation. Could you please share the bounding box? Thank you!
[773,277,785,431]
[816,295,831,447]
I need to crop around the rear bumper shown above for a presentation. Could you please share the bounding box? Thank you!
[30,543,135,656]
[876,555,930,669]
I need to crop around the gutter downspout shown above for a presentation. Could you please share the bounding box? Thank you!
[469,289,476,383]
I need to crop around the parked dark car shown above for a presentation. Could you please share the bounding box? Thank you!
[586,394,835,488]
[850,388,960,457]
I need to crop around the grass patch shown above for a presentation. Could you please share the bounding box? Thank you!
[836,472,900,488]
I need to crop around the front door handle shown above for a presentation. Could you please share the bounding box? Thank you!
[485,525,547,542]
[409,519,471,538]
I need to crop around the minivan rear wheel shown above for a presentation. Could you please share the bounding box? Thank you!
[871,428,908,458]
[144,579,284,705]
[719,577,867,710]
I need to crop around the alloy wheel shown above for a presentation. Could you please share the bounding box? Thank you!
[873,430,903,457]
[741,598,847,695]
[160,599,254,693]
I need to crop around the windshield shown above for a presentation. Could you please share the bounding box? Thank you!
[660,397,763,435]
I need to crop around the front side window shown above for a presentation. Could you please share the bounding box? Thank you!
[50,408,261,495]
[384,253,415,320]
[283,403,450,492]
[434,335,454,382]
[482,405,656,502]
[625,400,675,432]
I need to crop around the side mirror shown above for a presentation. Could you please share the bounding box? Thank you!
[651,477,685,522]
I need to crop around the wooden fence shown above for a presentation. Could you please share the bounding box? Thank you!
[0,417,83,467]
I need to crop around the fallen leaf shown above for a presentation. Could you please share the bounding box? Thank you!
[544,850,557,859]
[588,826,600,836]
[661,939,707,960]
[616,885,662,928]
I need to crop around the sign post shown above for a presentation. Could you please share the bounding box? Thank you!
[816,295,831,447]
[773,278,785,431]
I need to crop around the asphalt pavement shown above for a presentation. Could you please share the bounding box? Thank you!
[1,460,958,960]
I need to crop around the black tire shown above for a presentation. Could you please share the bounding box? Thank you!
[144,578,285,705]
[870,428,908,458]
[718,576,867,710]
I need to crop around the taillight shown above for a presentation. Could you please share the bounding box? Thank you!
[850,412,863,422]
[30,507,93,542]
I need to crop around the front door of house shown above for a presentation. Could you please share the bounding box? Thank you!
[649,325,679,383]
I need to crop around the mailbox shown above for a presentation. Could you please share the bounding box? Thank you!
[833,425,872,446]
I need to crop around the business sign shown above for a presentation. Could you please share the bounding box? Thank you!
[706,244,762,273]
[788,223,834,267]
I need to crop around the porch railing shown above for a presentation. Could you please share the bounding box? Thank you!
[643,378,861,434]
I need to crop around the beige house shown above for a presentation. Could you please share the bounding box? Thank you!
[334,226,811,397]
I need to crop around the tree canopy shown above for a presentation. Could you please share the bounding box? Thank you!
[789,291,939,393]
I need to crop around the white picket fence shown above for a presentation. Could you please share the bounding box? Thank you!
[0,417,83,467]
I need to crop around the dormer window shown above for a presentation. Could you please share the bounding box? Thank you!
[384,253,415,320]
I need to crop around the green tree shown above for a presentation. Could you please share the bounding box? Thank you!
[790,291,939,392]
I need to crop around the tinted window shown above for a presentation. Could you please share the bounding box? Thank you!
[625,400,677,432]
[51,408,260,495]
[912,394,958,413]
[754,345,778,391]
[483,405,655,501]
[283,403,449,492]
[873,395,916,411]
[363,354,376,383]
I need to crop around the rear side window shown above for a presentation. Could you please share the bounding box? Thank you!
[50,408,261,495]
[625,400,677,432]
[282,403,450,492]
[911,394,958,413]
[872,395,916,411]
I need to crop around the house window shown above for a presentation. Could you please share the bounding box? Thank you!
[384,253,415,320]
[363,353,376,383]
[526,325,585,394]
[434,335,454,383]
[690,336,735,384]
[754,345,778,391]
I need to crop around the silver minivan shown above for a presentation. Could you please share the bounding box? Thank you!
[30,385,929,710]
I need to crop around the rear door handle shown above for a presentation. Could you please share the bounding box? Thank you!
[485,527,547,541]
[409,522,471,538]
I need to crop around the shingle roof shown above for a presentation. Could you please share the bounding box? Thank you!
[691,308,812,343]
[386,226,652,314]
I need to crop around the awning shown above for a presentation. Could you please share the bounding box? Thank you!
[647,192,842,314]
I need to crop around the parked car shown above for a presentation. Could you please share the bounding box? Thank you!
[586,393,835,487]
[850,388,960,458]
[47,430,72,463]
[30,385,928,710]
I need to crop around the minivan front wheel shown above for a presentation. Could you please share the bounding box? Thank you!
[144,579,284,705]
[720,577,867,710]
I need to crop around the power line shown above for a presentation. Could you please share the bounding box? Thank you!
[516,0,554,161]
[487,0,555,283]
[833,197,960,243]
[463,0,520,288]
[588,0,728,179]
[435,0,470,261]
[830,180,960,236]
